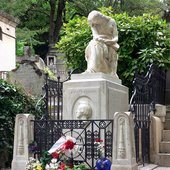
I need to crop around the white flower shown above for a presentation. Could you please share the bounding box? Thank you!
[45,159,59,170]
[49,162,59,169]
[51,158,58,163]
[45,164,50,169]
[26,157,42,170]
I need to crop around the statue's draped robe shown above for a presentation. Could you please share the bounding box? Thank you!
[84,10,119,77]
[85,39,118,75]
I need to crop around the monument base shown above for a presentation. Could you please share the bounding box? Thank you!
[12,160,28,170]
[63,73,128,120]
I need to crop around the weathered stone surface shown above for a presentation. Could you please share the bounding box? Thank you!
[84,10,119,77]
[11,114,34,170]
[111,112,137,170]
[150,116,162,163]
[63,73,128,120]
[10,57,46,97]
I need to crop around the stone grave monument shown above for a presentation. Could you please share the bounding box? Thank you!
[63,10,137,170]
[63,10,129,120]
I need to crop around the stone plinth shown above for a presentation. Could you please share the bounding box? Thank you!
[63,73,128,120]
[11,114,34,170]
[111,112,137,170]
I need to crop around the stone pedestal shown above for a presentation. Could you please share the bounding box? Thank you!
[111,112,138,170]
[63,73,128,120]
[11,114,34,170]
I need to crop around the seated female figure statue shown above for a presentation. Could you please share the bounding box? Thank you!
[84,10,119,77]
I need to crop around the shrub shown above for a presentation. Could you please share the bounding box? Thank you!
[0,79,43,168]
[57,7,170,88]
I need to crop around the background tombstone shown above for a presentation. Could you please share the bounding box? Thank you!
[9,50,46,97]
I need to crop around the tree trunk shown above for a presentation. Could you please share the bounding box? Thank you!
[49,0,56,44]
[54,0,66,43]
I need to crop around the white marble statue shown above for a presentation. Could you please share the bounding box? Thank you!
[84,10,119,77]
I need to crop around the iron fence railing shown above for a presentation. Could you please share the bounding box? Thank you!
[129,64,166,164]
[40,68,84,120]
[42,75,64,120]
[33,119,113,169]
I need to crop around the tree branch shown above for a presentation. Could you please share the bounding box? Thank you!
[70,12,84,20]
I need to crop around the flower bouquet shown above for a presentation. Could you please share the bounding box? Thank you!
[26,136,86,170]
[94,139,112,170]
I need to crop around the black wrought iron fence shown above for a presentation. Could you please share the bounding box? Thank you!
[33,119,113,169]
[40,68,84,120]
[129,64,166,164]
[42,75,64,120]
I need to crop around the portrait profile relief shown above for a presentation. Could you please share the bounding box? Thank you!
[84,10,119,78]
[75,100,92,120]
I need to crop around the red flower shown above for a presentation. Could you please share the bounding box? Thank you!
[51,151,60,158]
[64,139,75,150]
[59,163,66,170]
[95,139,103,143]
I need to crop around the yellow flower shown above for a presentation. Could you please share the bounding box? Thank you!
[36,164,42,170]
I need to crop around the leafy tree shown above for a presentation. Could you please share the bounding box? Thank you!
[0,79,43,168]
[113,0,163,16]
[0,0,115,58]
[56,7,170,88]
[66,0,115,18]
[113,0,170,22]
[56,16,91,69]
[1,0,170,59]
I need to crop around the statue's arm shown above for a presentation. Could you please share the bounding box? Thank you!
[95,35,118,46]
[109,22,119,44]
[100,36,118,44]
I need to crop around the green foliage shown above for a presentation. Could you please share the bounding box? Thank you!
[43,67,56,80]
[113,0,163,16]
[40,151,52,170]
[39,151,86,170]
[16,39,35,57]
[0,79,43,167]
[16,40,25,56]
[0,0,118,58]
[56,16,91,69]
[115,13,170,85]
[66,0,114,18]
[57,7,170,87]
[1,0,169,59]
[0,0,49,52]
